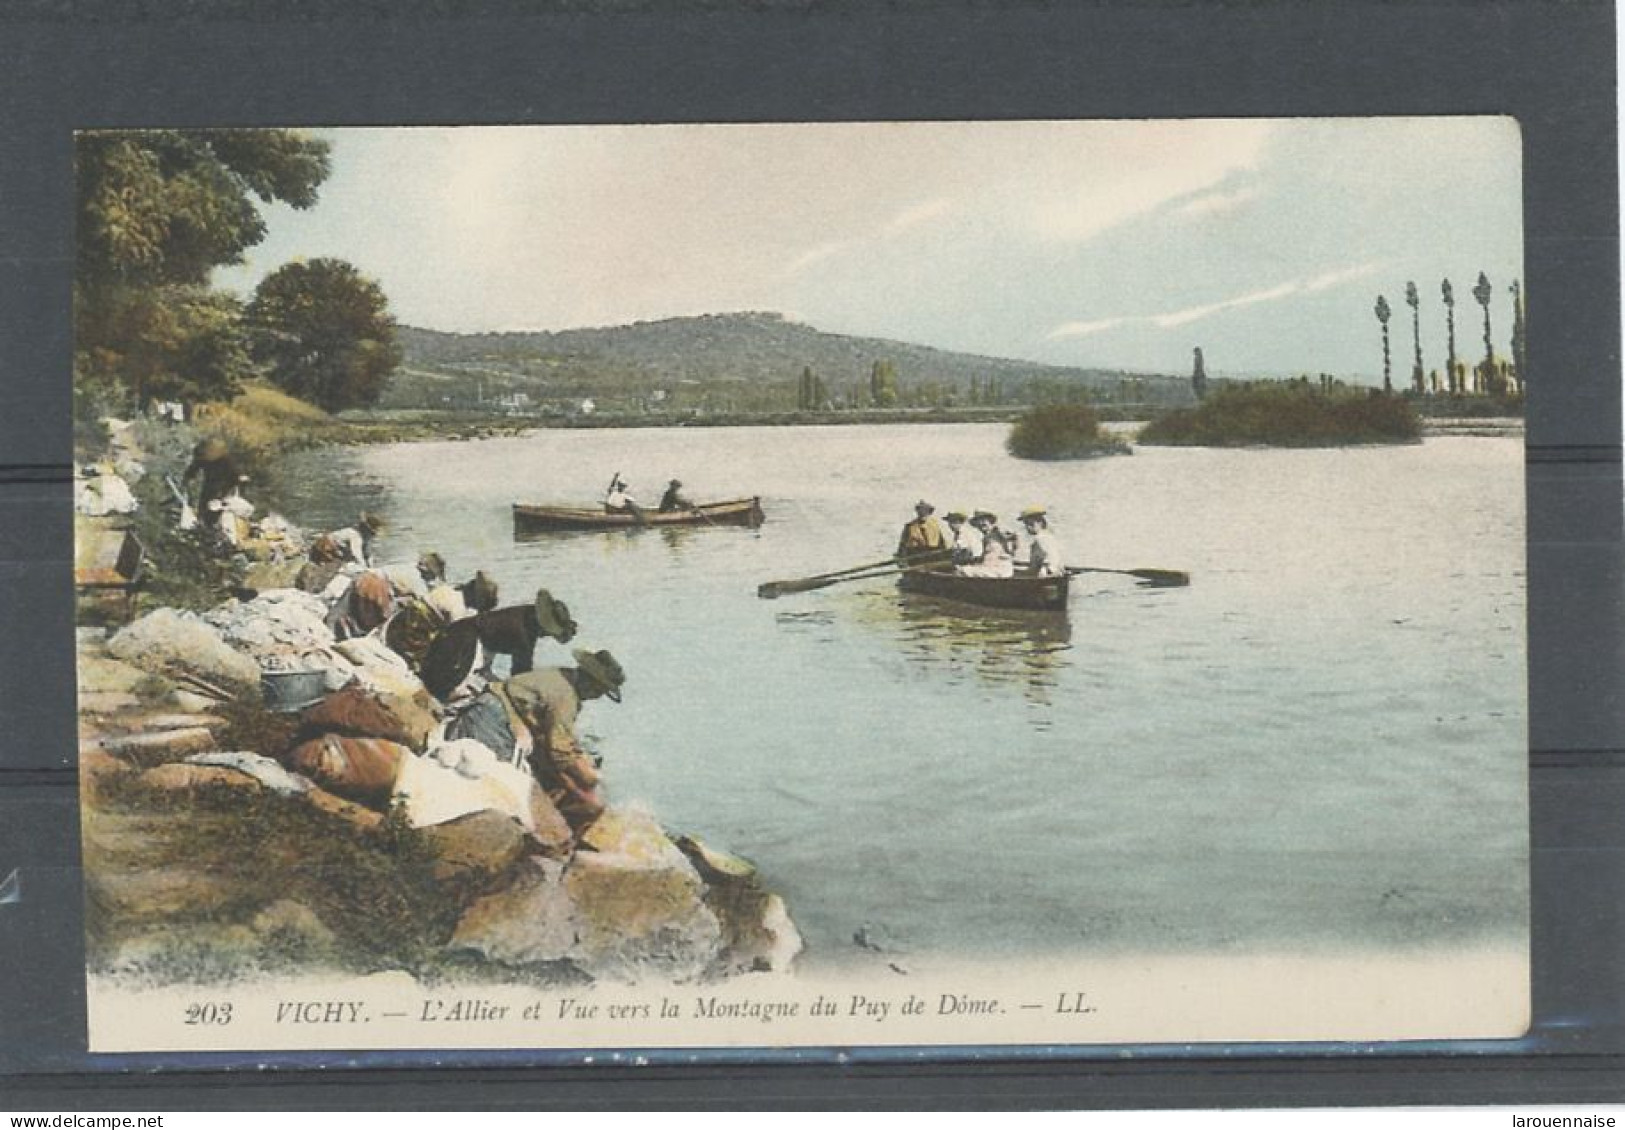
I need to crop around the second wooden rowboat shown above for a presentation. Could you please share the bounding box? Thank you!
[897,567,1069,612]
[512,497,765,532]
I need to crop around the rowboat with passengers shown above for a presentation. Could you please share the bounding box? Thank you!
[512,497,765,533]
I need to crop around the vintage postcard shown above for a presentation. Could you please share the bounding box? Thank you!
[73,119,1528,1053]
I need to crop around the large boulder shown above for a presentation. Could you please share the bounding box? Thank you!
[107,608,262,698]
[673,834,805,976]
[562,807,723,983]
[447,858,579,965]
[417,809,528,895]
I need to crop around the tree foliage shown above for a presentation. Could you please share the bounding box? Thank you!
[247,259,401,412]
[77,286,252,407]
[869,359,899,408]
[74,129,331,408]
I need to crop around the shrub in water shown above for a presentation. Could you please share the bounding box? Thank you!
[1007,404,1130,460]
[1138,383,1421,447]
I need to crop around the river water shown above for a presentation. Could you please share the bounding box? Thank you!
[279,423,1527,970]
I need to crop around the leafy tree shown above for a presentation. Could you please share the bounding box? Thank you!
[1472,271,1494,394]
[869,359,899,408]
[1441,278,1458,394]
[1405,281,1424,393]
[1509,279,1527,389]
[247,259,401,412]
[74,129,330,407]
[1374,294,1392,393]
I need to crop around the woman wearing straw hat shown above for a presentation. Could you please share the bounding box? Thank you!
[957,510,1015,578]
[1018,505,1067,577]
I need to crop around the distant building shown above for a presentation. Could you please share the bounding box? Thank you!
[579,398,596,416]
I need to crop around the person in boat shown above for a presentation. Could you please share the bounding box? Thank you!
[604,474,646,519]
[944,509,983,567]
[658,478,694,513]
[1019,505,1067,577]
[958,510,1015,578]
[447,649,626,835]
[896,499,949,561]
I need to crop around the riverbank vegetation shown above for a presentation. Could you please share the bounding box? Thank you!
[1006,404,1132,460]
[1138,382,1422,447]
[74,130,399,462]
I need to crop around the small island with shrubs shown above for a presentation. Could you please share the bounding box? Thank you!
[1006,404,1132,460]
[1138,380,1422,448]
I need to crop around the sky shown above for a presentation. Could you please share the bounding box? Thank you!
[213,118,1524,380]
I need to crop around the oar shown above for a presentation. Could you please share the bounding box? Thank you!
[1067,565,1190,587]
[758,550,952,599]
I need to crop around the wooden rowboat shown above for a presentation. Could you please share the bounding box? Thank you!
[512,497,765,532]
[897,567,1069,612]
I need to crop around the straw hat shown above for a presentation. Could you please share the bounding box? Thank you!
[1019,505,1048,522]
[914,500,935,513]
[944,510,968,522]
[533,587,578,643]
[572,648,626,703]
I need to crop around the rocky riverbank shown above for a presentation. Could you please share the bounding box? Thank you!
[76,421,801,990]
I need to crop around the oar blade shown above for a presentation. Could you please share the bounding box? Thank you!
[1127,568,1190,587]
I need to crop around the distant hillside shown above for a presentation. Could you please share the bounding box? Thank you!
[387,312,1190,414]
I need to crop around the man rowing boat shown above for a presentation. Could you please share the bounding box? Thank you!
[896,499,949,560]
[658,479,693,513]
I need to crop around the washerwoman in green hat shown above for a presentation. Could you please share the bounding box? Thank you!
[497,648,628,834]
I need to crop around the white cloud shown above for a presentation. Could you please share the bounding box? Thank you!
[883,197,953,236]
[1304,262,1381,292]
[1047,260,1384,339]
[1171,185,1261,219]
[1026,119,1276,243]
[1153,281,1301,328]
[785,240,851,275]
[1048,317,1132,340]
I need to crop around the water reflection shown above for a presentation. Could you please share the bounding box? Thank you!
[853,586,1074,707]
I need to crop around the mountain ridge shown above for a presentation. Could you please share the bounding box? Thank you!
[389,311,1190,410]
